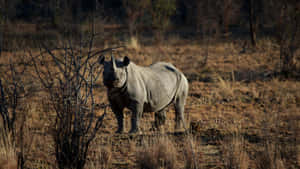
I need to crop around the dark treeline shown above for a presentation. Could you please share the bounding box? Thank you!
[0,0,298,34]
[0,0,299,52]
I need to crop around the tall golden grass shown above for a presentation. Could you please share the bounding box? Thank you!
[0,129,17,169]
[136,137,178,169]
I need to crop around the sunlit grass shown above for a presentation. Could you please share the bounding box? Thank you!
[0,38,299,168]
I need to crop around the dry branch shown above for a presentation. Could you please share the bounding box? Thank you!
[31,34,110,169]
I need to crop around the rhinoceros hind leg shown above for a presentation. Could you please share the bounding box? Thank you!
[174,91,187,131]
[154,109,167,131]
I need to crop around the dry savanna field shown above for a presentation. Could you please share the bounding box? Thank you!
[0,34,299,169]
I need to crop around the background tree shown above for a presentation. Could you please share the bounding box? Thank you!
[219,0,241,36]
[151,0,176,42]
[248,0,256,46]
[276,0,300,76]
[246,0,261,47]
[122,0,151,38]
[181,0,241,38]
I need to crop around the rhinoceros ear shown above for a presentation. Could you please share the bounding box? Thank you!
[99,55,105,64]
[123,56,130,66]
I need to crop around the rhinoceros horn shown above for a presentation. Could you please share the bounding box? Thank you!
[111,54,117,70]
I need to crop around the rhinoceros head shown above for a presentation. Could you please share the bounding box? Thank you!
[99,55,130,89]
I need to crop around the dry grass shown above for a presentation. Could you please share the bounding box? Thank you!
[136,137,178,169]
[221,135,250,169]
[183,138,202,169]
[87,146,112,169]
[126,36,141,50]
[216,75,235,98]
[0,37,299,169]
[0,129,17,169]
[255,142,286,169]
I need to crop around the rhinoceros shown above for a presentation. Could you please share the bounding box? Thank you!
[99,55,189,133]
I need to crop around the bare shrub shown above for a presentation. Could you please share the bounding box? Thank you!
[0,54,32,169]
[0,62,26,140]
[136,137,178,169]
[31,34,108,169]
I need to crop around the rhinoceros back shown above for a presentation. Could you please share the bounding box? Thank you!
[138,62,184,112]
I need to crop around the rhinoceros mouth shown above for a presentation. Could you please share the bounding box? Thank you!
[104,81,114,88]
[104,81,122,89]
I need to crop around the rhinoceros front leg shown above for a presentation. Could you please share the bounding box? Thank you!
[129,104,143,134]
[111,105,124,134]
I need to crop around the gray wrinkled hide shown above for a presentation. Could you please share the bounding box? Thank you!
[99,55,188,133]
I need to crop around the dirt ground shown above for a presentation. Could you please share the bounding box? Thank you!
[0,38,299,169]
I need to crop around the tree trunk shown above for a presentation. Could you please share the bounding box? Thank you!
[248,0,256,47]
[280,45,295,76]
[278,2,299,76]
[0,24,2,56]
